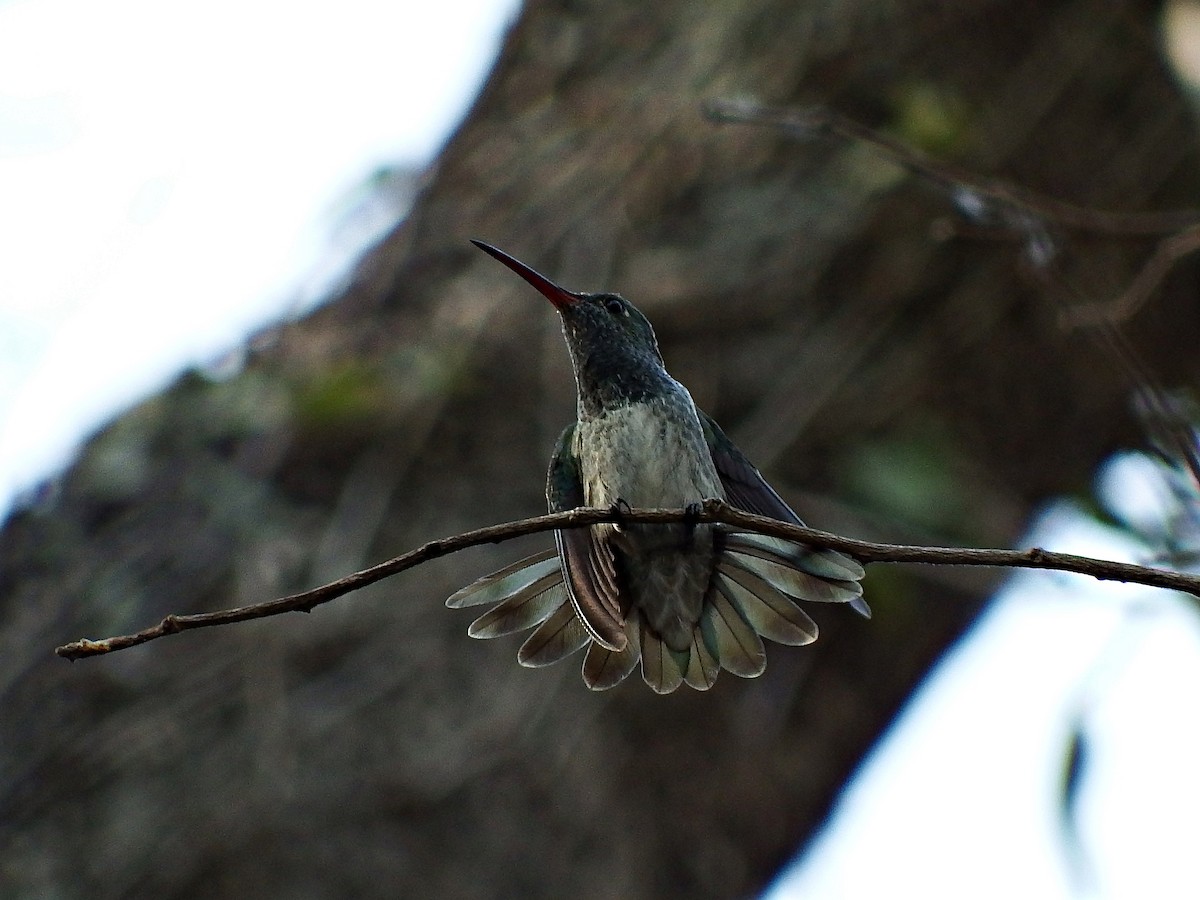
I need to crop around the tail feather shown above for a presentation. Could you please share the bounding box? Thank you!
[848,595,872,618]
[724,531,866,581]
[446,550,560,608]
[517,602,589,667]
[683,627,719,691]
[714,567,819,646]
[639,626,685,694]
[720,551,861,606]
[583,614,642,690]
[723,531,871,619]
[468,574,565,638]
[707,582,768,677]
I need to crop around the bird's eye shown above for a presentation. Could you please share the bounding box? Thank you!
[603,297,626,316]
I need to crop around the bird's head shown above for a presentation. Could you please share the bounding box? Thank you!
[472,240,670,414]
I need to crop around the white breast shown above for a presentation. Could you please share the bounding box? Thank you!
[573,392,725,509]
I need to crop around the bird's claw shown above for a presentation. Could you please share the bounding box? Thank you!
[610,498,632,532]
[680,501,704,549]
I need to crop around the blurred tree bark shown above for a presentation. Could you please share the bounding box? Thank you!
[3,1,1199,897]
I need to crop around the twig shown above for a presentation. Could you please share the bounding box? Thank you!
[705,96,1200,484]
[703,99,1200,236]
[56,499,1199,660]
[1058,224,1200,329]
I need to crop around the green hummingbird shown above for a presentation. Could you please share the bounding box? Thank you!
[447,240,869,693]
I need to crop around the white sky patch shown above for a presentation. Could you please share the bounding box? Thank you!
[0,0,519,516]
[769,496,1200,900]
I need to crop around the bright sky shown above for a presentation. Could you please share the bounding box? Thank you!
[770,458,1200,899]
[0,0,518,514]
[2,3,1198,898]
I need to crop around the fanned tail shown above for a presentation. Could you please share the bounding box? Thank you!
[447,529,867,693]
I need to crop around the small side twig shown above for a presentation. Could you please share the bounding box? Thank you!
[56,500,1200,661]
[1058,224,1200,329]
[703,99,1200,237]
[705,96,1200,486]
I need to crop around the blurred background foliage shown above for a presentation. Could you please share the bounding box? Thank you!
[3,0,1199,897]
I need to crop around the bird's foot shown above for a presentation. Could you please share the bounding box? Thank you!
[681,501,703,549]
[610,498,632,532]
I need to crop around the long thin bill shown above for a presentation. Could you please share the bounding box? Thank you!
[471,239,580,310]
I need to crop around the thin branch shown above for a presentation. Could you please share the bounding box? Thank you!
[56,500,1199,660]
[705,99,1200,329]
[703,99,1200,236]
[705,96,1200,486]
[1058,223,1200,329]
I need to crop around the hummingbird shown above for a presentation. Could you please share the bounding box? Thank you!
[447,240,869,694]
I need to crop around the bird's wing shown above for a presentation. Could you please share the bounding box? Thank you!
[547,424,629,651]
[699,411,807,522]
[700,411,871,618]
